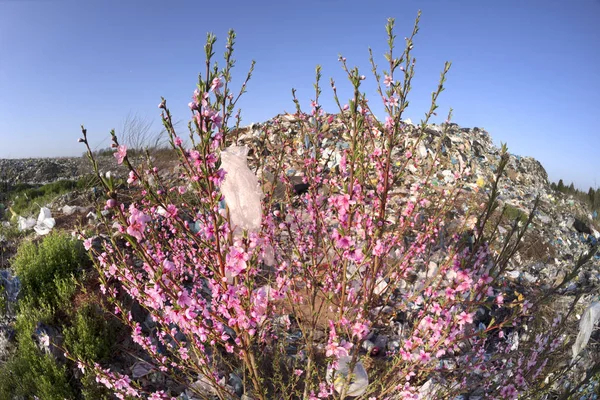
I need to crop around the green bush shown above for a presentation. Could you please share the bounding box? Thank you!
[13,232,89,311]
[64,302,115,400]
[64,303,112,363]
[79,371,113,400]
[0,348,74,400]
[9,180,77,215]
[0,304,74,400]
[0,233,115,399]
[0,221,22,241]
[63,302,115,399]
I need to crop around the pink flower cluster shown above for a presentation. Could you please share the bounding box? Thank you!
[78,24,576,400]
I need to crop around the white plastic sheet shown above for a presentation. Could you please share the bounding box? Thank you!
[131,361,154,378]
[326,356,369,397]
[17,207,56,235]
[17,216,36,231]
[572,301,600,361]
[34,207,55,236]
[220,145,263,232]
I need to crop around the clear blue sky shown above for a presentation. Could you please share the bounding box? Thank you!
[0,0,598,190]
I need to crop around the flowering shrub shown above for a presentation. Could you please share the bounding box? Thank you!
[75,14,596,400]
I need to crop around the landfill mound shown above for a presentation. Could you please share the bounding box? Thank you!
[233,114,599,292]
[2,116,599,288]
[0,156,130,186]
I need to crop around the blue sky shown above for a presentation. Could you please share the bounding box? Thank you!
[0,0,598,190]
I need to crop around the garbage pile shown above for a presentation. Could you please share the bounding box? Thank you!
[232,114,599,291]
[0,156,130,186]
[219,114,600,398]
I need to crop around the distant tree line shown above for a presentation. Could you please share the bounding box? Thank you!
[551,179,599,215]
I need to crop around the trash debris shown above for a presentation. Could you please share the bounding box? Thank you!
[0,156,132,186]
[1,115,599,397]
[185,375,235,400]
[131,361,154,378]
[61,204,86,216]
[33,207,55,235]
[220,145,263,232]
[326,356,369,397]
[572,301,600,361]
[33,322,64,361]
[15,207,56,235]
[0,270,20,314]
[17,216,36,231]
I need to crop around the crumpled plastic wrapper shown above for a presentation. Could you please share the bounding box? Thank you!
[326,356,369,397]
[220,145,263,233]
[572,301,600,361]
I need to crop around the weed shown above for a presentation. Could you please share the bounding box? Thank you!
[13,231,89,311]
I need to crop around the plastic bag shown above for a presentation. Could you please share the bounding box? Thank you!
[17,216,37,231]
[572,301,600,361]
[326,356,369,397]
[220,145,263,232]
[34,207,56,236]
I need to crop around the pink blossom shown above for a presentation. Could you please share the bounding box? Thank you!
[127,170,137,184]
[210,76,223,93]
[351,321,369,339]
[226,246,249,277]
[456,311,473,326]
[114,145,127,164]
[419,350,431,363]
[385,116,395,130]
[496,293,504,305]
[77,361,86,373]
[126,207,151,242]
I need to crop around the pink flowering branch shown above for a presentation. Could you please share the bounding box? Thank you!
[74,13,593,400]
